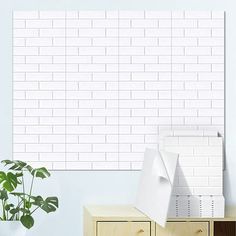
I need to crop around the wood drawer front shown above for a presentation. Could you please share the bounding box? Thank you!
[214,221,236,236]
[156,222,209,236]
[97,222,150,236]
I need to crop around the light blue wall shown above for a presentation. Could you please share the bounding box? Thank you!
[0,0,235,235]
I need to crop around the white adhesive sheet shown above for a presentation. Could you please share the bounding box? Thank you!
[135,148,178,227]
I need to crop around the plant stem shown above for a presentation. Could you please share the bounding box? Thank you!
[17,196,20,220]
[30,206,39,215]
[28,175,35,201]
[2,200,6,220]
[22,175,26,216]
[16,197,24,220]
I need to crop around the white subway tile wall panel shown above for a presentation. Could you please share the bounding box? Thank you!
[13,11,225,170]
[161,130,225,217]
[160,135,223,195]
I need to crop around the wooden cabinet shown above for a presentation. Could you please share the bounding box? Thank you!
[97,222,150,236]
[84,205,155,236]
[84,205,236,236]
[214,221,236,236]
[156,222,209,236]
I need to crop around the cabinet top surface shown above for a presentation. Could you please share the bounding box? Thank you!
[85,205,147,219]
[85,205,236,221]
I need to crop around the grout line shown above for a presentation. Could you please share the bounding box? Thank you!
[171,11,173,129]
[12,10,14,161]
[118,10,120,169]
[65,11,67,169]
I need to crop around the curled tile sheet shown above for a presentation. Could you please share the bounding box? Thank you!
[135,148,178,227]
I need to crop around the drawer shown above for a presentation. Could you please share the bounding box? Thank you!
[97,222,150,236]
[156,222,209,236]
[214,221,236,236]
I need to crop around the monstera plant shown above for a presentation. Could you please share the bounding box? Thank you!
[0,160,59,229]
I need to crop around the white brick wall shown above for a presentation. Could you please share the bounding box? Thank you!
[160,131,224,218]
[160,134,223,195]
[13,11,225,170]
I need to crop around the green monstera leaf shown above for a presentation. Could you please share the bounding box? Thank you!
[40,197,59,213]
[32,167,50,179]
[0,159,59,228]
[31,195,44,206]
[5,203,14,211]
[31,196,58,213]
[20,215,34,229]
[0,171,18,192]
[1,160,27,171]
[0,189,8,200]
[9,207,20,215]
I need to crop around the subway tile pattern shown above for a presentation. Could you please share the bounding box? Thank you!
[161,130,224,218]
[13,11,225,170]
[160,133,223,195]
